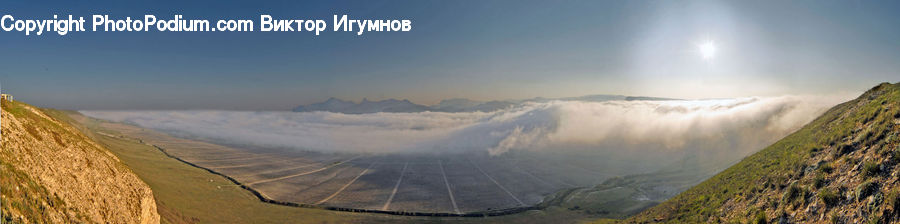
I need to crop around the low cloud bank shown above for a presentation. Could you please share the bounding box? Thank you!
[81,94,853,156]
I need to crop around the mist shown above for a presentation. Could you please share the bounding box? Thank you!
[81,94,853,157]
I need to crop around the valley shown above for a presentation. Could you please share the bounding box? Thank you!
[70,112,625,215]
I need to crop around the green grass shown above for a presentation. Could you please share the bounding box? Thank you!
[813,173,826,189]
[753,210,767,224]
[862,161,880,178]
[818,188,840,207]
[555,185,656,219]
[628,82,900,223]
[781,183,801,205]
[818,162,834,174]
[886,190,900,219]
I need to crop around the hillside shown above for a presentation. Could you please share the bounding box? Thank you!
[0,99,159,223]
[626,82,900,223]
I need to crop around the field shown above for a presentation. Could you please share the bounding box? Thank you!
[54,110,696,223]
[69,114,625,216]
[49,110,398,223]
[51,111,613,223]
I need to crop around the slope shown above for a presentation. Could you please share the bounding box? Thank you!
[0,99,159,223]
[626,82,900,223]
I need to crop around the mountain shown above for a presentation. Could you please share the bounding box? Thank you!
[557,94,628,102]
[432,98,484,112]
[293,94,666,114]
[293,97,513,113]
[293,98,430,114]
[357,98,431,113]
[293,97,357,112]
[1,99,159,223]
[624,96,679,101]
[467,100,517,112]
[432,98,517,112]
[625,82,900,223]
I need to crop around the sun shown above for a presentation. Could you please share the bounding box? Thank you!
[698,40,717,60]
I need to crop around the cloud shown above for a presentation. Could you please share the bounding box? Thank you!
[81,94,853,156]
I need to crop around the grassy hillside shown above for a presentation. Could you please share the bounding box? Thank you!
[0,99,159,223]
[626,82,900,223]
[550,168,711,220]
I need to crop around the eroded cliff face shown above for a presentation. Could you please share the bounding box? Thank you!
[1,99,159,223]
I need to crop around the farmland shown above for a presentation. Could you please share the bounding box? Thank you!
[69,114,633,215]
[47,109,721,224]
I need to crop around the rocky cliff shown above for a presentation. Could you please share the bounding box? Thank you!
[0,99,159,223]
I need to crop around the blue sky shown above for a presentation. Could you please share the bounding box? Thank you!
[1,0,899,110]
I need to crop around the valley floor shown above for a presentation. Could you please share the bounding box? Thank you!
[54,111,599,223]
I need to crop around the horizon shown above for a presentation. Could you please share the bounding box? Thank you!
[70,89,867,111]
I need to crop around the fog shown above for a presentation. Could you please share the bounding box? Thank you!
[81,94,852,157]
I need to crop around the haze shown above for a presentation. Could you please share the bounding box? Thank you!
[1,0,898,110]
[82,94,852,156]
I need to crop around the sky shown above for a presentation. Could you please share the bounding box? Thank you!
[1,0,899,110]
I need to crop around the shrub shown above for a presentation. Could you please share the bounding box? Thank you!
[887,190,900,218]
[819,163,834,174]
[813,174,826,189]
[834,143,855,157]
[853,127,873,145]
[830,213,841,224]
[782,183,801,205]
[819,189,840,207]
[877,144,890,156]
[857,180,880,201]
[809,144,822,155]
[893,150,900,164]
[862,162,881,178]
[754,210,768,224]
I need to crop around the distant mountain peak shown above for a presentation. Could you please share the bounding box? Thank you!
[294,94,680,114]
[294,97,429,114]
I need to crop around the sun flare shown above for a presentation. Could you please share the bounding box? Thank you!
[699,40,717,60]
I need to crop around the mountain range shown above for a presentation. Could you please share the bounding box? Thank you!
[293,95,676,114]
[293,98,430,114]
